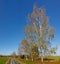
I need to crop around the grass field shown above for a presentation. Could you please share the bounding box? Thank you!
[0,57,9,64]
[16,56,60,64]
[0,56,60,64]
[45,56,60,62]
[16,58,34,64]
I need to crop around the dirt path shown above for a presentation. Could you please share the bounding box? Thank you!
[9,58,16,64]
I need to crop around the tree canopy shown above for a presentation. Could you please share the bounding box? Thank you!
[18,5,57,62]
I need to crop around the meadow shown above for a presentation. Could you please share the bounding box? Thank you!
[0,56,60,64]
[0,57,9,64]
[16,56,60,64]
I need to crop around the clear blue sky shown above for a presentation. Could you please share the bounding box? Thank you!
[0,0,60,55]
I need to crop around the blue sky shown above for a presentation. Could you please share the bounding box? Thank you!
[0,0,60,55]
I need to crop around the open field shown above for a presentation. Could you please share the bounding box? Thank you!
[45,56,60,62]
[35,62,60,64]
[0,57,9,64]
[16,56,60,64]
[0,56,60,64]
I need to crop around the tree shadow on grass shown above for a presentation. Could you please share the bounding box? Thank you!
[36,58,54,62]
[44,58,54,61]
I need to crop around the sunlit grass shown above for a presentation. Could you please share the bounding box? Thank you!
[0,57,9,64]
[16,56,60,64]
[47,56,60,62]
[16,57,35,64]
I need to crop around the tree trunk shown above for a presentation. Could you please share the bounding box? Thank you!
[32,58,33,61]
[26,56,28,60]
[41,56,43,62]
[39,49,44,62]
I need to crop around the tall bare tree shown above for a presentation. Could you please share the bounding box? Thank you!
[25,5,57,62]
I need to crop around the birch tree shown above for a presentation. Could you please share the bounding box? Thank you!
[25,5,57,62]
[18,39,30,60]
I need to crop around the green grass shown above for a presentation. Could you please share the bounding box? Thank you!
[0,57,9,64]
[47,56,60,62]
[16,56,60,64]
[20,59,34,64]
[16,58,35,64]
